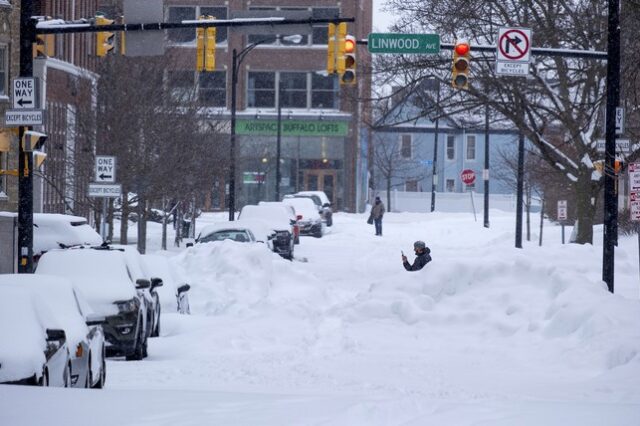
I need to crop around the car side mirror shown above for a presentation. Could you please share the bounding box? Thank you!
[186,242,194,248]
[46,328,66,342]
[85,314,106,327]
[151,277,163,289]
[177,284,191,294]
[135,278,151,289]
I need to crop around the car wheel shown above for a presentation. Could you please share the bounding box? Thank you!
[92,357,106,389]
[86,359,92,388]
[125,321,145,361]
[64,363,72,387]
[40,368,49,387]
[142,336,148,358]
[151,306,161,337]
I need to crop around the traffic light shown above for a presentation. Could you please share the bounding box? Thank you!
[21,131,47,152]
[33,34,55,58]
[451,41,471,90]
[327,23,336,74]
[336,23,347,74]
[340,35,356,85]
[96,16,115,57]
[196,16,216,72]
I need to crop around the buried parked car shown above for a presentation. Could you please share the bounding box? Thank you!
[0,286,71,387]
[35,248,150,361]
[286,191,333,226]
[0,274,107,388]
[33,213,103,259]
[282,197,324,238]
[239,204,296,260]
[141,254,191,315]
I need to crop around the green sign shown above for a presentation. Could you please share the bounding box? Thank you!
[236,119,349,137]
[368,33,440,54]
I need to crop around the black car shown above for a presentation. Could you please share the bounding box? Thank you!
[0,286,71,387]
[35,248,150,361]
[239,204,296,260]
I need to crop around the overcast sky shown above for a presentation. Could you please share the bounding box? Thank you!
[372,0,394,32]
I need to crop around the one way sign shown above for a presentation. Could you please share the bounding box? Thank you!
[95,156,116,183]
[12,78,39,109]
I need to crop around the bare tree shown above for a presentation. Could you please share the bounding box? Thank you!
[375,0,638,244]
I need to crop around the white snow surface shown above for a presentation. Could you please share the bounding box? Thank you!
[2,210,639,425]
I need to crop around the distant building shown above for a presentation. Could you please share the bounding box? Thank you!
[372,82,523,212]
[159,0,373,212]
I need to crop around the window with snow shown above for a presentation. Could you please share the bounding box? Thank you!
[312,8,340,45]
[400,134,412,159]
[167,70,195,103]
[280,72,307,108]
[248,72,276,108]
[405,180,418,192]
[466,135,476,160]
[311,73,338,109]
[199,71,226,107]
[446,135,455,160]
[167,6,228,44]
[446,179,455,192]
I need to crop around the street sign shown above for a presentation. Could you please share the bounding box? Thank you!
[95,156,116,183]
[496,27,531,77]
[629,162,640,192]
[367,33,440,54]
[557,200,568,220]
[88,183,122,198]
[596,138,630,153]
[630,163,640,222]
[12,78,39,109]
[4,110,44,126]
[461,169,476,185]
[616,107,625,135]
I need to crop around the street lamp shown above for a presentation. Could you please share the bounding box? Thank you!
[228,34,302,221]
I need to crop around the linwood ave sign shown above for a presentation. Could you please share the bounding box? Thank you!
[368,33,440,54]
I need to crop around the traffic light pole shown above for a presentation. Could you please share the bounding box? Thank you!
[275,82,283,202]
[17,7,36,273]
[603,0,621,293]
[483,102,490,228]
[430,81,440,212]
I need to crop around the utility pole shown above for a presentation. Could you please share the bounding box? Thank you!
[430,80,440,212]
[515,114,525,249]
[17,5,36,273]
[275,82,283,201]
[483,102,490,228]
[603,0,621,293]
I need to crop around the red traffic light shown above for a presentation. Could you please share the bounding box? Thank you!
[455,42,470,56]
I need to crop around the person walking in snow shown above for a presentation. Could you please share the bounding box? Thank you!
[371,196,385,236]
[402,240,432,271]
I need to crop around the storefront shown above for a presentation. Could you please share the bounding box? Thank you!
[236,115,350,208]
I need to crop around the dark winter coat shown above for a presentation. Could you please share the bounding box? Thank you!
[371,201,385,219]
[403,248,432,271]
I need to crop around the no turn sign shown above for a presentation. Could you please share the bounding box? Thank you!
[497,28,531,62]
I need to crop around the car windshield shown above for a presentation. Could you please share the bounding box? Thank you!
[199,230,251,243]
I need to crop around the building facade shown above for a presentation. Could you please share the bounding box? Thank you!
[161,0,372,212]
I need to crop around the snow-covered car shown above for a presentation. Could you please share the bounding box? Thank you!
[35,248,150,361]
[195,219,276,246]
[110,244,163,338]
[141,254,191,315]
[282,197,324,238]
[258,201,301,244]
[239,204,296,259]
[0,274,107,388]
[33,213,103,260]
[0,285,71,387]
[285,191,333,226]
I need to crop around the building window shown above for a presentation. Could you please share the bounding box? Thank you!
[400,134,412,159]
[446,135,455,160]
[249,72,338,110]
[312,8,340,45]
[446,179,455,192]
[248,71,276,108]
[167,70,195,102]
[167,6,228,44]
[405,180,418,192]
[311,73,338,109]
[466,135,476,160]
[280,72,307,108]
[0,44,7,97]
[199,71,226,107]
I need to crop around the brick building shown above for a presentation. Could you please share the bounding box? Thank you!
[118,1,373,212]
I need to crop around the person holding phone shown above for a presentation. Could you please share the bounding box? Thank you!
[402,241,431,271]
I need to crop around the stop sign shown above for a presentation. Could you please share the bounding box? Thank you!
[461,169,476,185]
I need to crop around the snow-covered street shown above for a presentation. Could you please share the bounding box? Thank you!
[2,210,640,425]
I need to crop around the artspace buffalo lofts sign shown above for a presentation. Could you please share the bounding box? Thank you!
[236,120,349,137]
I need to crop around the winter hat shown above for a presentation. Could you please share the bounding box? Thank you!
[413,240,426,250]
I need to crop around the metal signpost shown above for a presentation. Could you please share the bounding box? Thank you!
[90,157,119,239]
[461,169,477,222]
[557,200,568,244]
[496,27,532,76]
[367,33,440,54]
